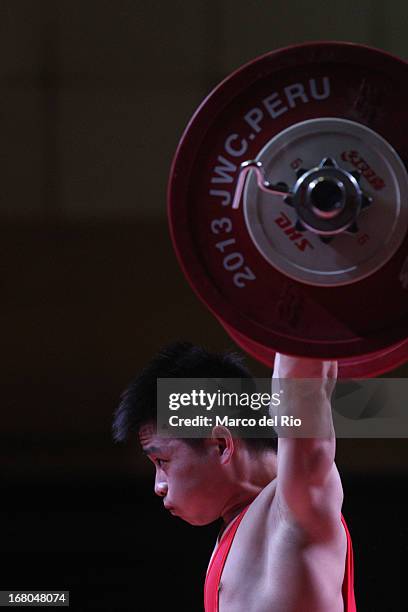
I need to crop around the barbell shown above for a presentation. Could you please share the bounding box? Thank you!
[168,42,408,377]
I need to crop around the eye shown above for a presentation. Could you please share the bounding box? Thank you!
[156,458,168,468]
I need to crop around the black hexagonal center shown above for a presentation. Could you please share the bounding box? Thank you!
[311,179,343,211]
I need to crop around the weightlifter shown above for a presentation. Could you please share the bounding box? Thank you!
[113,342,356,611]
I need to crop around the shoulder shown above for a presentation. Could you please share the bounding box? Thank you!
[238,466,344,543]
[273,463,345,542]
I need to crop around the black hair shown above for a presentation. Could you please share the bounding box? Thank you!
[113,341,277,453]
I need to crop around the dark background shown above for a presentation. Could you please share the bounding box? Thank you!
[1,2,408,610]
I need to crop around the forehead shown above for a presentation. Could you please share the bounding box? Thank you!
[138,422,181,454]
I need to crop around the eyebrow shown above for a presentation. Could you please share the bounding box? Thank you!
[142,446,163,456]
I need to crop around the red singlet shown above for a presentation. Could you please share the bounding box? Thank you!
[204,507,357,611]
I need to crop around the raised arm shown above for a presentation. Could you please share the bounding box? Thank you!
[271,353,343,532]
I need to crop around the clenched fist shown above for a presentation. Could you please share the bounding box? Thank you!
[273,353,338,380]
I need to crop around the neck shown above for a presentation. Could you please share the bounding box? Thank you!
[220,450,277,524]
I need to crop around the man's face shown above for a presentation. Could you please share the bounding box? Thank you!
[139,421,228,525]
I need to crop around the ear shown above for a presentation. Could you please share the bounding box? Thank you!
[209,425,235,464]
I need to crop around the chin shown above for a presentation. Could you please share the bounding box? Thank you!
[183,514,218,527]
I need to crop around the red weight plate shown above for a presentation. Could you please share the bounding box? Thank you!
[168,42,408,375]
[221,318,408,378]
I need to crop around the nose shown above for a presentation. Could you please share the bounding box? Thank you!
[154,477,168,498]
